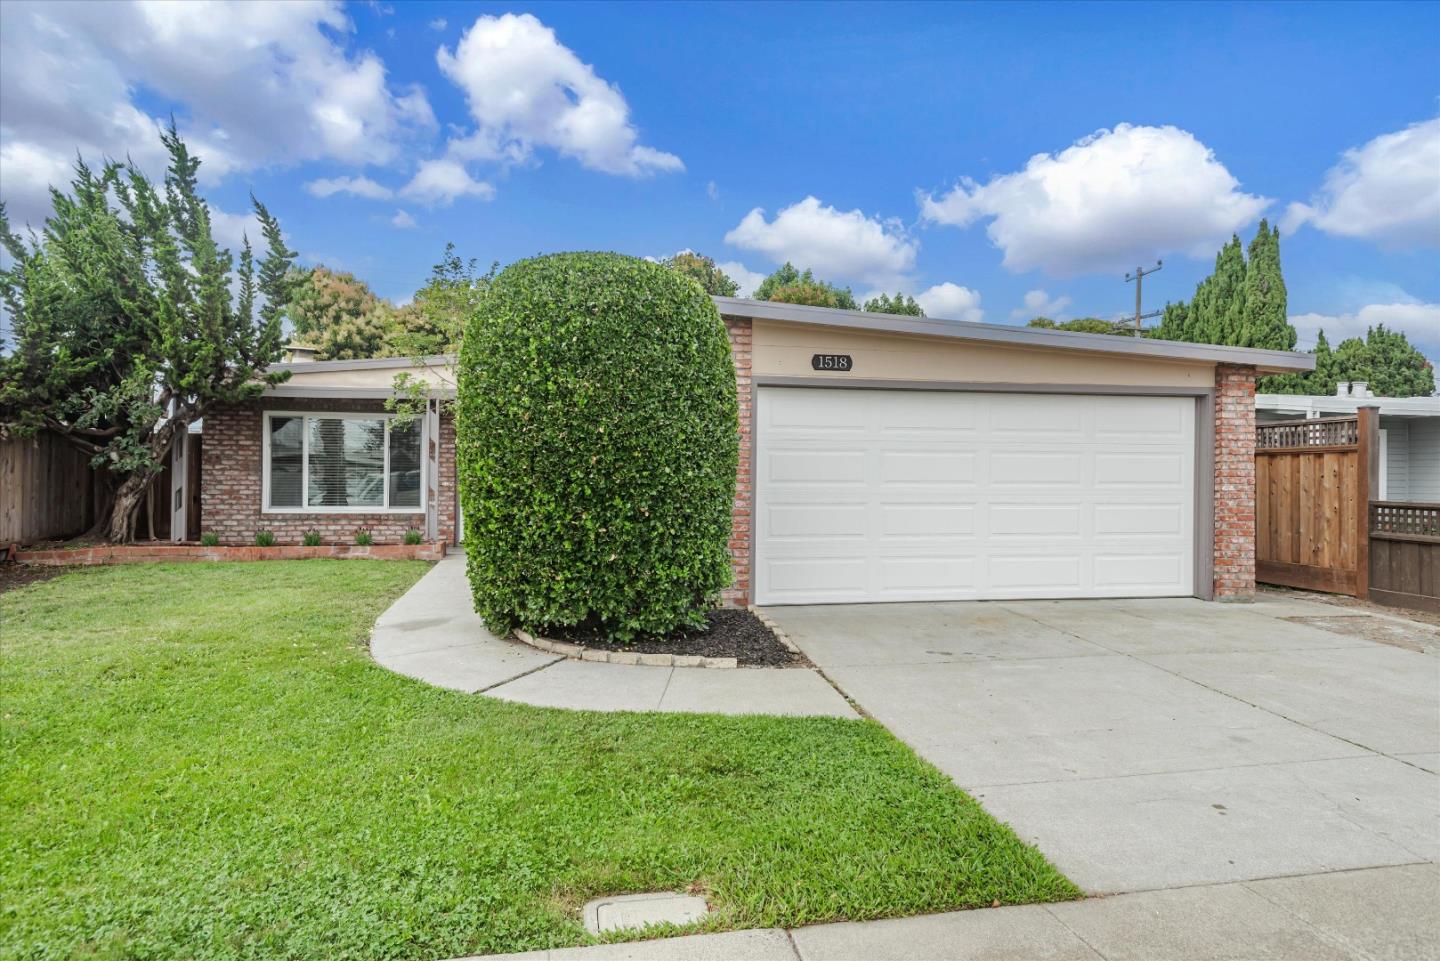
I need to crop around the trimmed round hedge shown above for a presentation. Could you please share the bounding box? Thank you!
[456,252,739,640]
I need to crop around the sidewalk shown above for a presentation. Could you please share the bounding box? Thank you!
[465,862,1438,961]
[369,555,855,718]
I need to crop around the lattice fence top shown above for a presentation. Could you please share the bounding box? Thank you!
[1256,416,1358,450]
[1371,502,1440,540]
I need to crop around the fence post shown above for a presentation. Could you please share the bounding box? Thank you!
[1355,405,1380,599]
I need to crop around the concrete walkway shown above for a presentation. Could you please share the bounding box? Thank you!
[370,556,855,718]
[467,863,1439,960]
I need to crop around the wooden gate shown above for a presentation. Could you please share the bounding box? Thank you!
[1369,502,1440,614]
[1255,410,1378,596]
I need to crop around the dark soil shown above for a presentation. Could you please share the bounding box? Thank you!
[0,564,76,595]
[542,608,802,667]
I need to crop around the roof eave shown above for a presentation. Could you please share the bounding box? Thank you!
[713,297,1316,373]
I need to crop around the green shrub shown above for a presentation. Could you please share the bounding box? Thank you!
[354,528,373,546]
[254,530,275,548]
[199,532,219,547]
[301,530,321,547]
[457,251,739,640]
[403,528,423,545]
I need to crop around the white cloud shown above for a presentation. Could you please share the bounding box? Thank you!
[0,0,433,225]
[207,207,264,252]
[915,283,984,323]
[707,180,720,202]
[400,159,495,206]
[1011,289,1072,321]
[920,124,1269,276]
[390,209,418,229]
[1281,119,1440,247]
[436,13,682,177]
[429,18,447,30]
[305,175,394,200]
[724,196,918,287]
[717,261,768,298]
[1290,302,1440,353]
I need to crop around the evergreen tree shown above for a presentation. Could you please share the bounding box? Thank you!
[0,125,295,541]
[1241,221,1294,351]
[1333,326,1436,397]
[282,265,396,360]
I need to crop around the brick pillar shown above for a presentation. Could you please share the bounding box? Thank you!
[723,316,753,606]
[1213,364,1257,600]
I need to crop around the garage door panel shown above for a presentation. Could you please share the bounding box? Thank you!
[988,503,1083,537]
[990,452,1084,486]
[1095,504,1185,536]
[880,503,976,537]
[1095,452,1185,486]
[755,389,1195,604]
[768,450,866,483]
[880,450,977,484]
[1093,553,1187,590]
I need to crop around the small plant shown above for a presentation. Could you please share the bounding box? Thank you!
[301,530,322,547]
[254,530,276,548]
[403,528,423,545]
[199,532,219,547]
[354,528,373,546]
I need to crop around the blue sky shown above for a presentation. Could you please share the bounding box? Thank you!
[2,1,1437,359]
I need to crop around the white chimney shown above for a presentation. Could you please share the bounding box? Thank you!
[283,343,319,363]
[1336,380,1373,398]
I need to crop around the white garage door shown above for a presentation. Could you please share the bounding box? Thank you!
[755,388,1196,604]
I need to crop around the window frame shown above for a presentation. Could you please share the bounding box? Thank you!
[261,410,427,514]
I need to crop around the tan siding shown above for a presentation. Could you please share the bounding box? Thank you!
[750,319,1215,388]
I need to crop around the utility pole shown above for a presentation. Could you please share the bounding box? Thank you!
[1124,260,1164,337]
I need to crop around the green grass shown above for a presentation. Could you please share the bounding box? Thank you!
[0,561,1077,960]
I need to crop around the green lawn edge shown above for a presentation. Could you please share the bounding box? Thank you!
[0,561,1078,960]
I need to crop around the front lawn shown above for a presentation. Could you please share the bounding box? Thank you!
[0,562,1076,960]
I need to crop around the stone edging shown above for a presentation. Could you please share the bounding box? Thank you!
[747,606,802,654]
[15,543,447,566]
[511,629,738,669]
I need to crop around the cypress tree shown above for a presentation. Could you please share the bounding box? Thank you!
[1242,221,1294,351]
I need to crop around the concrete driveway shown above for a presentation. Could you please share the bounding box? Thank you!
[764,594,1440,894]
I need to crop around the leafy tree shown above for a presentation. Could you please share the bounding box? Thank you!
[660,251,738,297]
[387,244,496,426]
[753,262,858,309]
[1027,316,1131,335]
[0,125,295,541]
[863,292,925,316]
[457,252,738,640]
[282,265,396,360]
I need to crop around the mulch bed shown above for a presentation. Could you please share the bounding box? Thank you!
[543,608,802,667]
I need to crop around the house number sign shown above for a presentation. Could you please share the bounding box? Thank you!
[811,353,854,372]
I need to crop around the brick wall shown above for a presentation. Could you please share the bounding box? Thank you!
[722,316,753,606]
[202,398,457,546]
[1214,364,1257,599]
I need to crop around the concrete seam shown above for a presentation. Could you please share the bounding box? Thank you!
[1041,902,1113,961]
[782,927,804,960]
[1240,879,1383,961]
[656,667,676,711]
[474,656,565,695]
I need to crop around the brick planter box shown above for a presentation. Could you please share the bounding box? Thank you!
[15,543,446,566]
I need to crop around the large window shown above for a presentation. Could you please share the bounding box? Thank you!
[264,412,425,512]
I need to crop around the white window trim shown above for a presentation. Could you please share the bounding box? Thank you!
[262,410,426,514]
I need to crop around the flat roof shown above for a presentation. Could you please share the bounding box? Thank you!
[714,297,1316,373]
[1257,393,1439,418]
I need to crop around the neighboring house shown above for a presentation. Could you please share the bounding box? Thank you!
[1257,383,1440,501]
[190,297,1314,605]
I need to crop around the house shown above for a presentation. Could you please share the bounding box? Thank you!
[1257,383,1440,501]
[190,297,1314,605]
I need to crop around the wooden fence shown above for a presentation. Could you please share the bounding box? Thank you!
[1257,408,1440,613]
[1368,502,1440,614]
[0,432,103,544]
[1255,411,1376,596]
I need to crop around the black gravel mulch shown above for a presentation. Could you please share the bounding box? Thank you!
[541,608,801,667]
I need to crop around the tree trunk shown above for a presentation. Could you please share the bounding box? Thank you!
[107,472,151,543]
